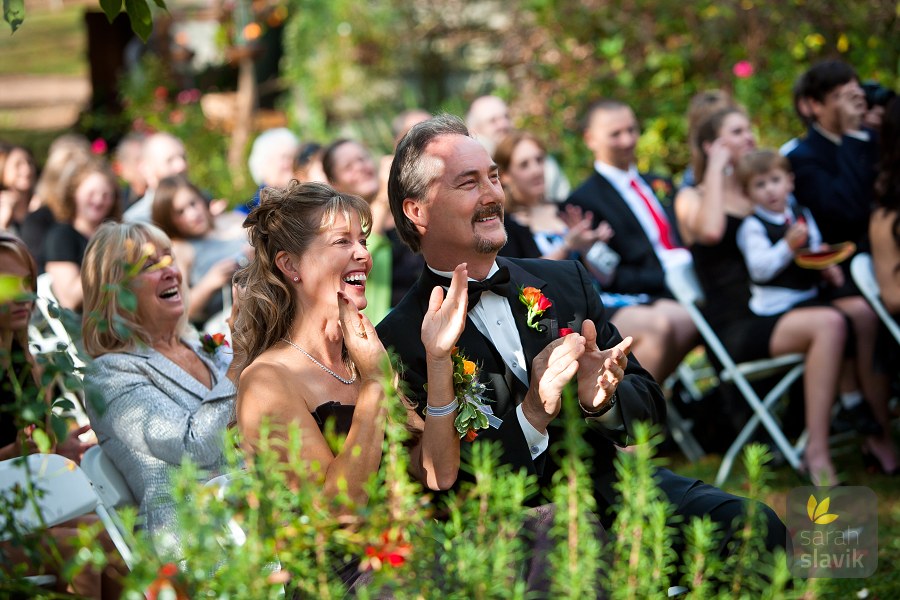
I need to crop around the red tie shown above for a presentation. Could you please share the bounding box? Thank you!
[630,178,676,250]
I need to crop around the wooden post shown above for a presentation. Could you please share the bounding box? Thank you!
[229,55,256,193]
[227,0,258,193]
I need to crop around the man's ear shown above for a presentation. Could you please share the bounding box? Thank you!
[274,250,299,282]
[403,198,428,234]
[807,98,826,124]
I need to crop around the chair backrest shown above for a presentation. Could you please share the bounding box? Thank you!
[851,253,900,344]
[33,272,84,369]
[204,470,249,546]
[665,260,706,308]
[664,261,740,372]
[1,453,136,569]
[81,445,136,509]
[0,454,99,534]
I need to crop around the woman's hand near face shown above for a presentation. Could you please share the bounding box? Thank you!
[706,137,732,175]
[421,263,468,361]
[338,290,388,381]
[204,257,240,290]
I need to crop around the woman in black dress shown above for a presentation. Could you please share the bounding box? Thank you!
[234,181,467,505]
[675,106,897,485]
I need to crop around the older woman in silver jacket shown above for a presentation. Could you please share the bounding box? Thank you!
[82,222,238,551]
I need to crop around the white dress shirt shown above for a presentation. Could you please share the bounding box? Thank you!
[736,205,822,316]
[594,161,692,272]
[430,261,625,457]
[430,263,548,458]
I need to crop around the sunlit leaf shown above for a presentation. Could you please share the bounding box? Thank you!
[0,274,24,302]
[31,428,51,453]
[53,398,76,412]
[3,0,24,33]
[124,0,153,42]
[118,288,138,313]
[99,0,122,23]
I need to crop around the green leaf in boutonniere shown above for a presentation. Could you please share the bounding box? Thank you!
[518,286,552,331]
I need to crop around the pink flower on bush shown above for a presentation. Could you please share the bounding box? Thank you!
[176,89,202,105]
[732,60,754,78]
[154,86,169,101]
[90,138,108,155]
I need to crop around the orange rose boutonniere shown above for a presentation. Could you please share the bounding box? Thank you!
[651,179,673,206]
[200,332,229,355]
[519,286,552,331]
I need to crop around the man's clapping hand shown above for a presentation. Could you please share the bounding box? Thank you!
[576,319,632,413]
[521,333,586,433]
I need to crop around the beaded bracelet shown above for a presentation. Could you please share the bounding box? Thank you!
[426,398,459,417]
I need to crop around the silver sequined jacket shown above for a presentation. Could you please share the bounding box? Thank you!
[85,341,236,544]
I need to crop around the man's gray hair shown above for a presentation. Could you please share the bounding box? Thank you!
[247,127,299,185]
[387,114,471,253]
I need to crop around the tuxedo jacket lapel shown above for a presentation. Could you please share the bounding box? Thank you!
[500,258,556,379]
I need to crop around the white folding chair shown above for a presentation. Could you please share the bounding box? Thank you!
[205,471,249,546]
[662,359,712,463]
[0,453,134,571]
[33,273,85,368]
[851,253,900,345]
[28,273,92,427]
[80,445,136,538]
[204,470,284,594]
[666,262,806,485]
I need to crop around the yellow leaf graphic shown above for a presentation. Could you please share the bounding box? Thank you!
[807,495,818,521]
[815,513,839,525]
[814,497,831,520]
[807,494,839,524]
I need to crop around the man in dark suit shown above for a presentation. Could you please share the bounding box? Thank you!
[566,100,697,383]
[377,114,785,556]
[787,60,878,249]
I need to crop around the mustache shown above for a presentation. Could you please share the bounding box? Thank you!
[472,204,503,224]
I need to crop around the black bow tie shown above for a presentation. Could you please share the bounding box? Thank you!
[432,266,512,311]
[467,266,512,309]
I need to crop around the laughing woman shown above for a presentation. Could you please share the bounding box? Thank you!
[234,182,466,516]
[82,222,238,551]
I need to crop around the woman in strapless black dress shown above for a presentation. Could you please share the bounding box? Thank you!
[673,106,888,486]
[235,180,470,497]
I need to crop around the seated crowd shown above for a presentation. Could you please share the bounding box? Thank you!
[1,58,899,596]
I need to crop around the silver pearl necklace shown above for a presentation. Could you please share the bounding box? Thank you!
[281,338,357,385]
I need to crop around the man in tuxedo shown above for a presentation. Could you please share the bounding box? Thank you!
[377,114,785,556]
[566,99,697,383]
[787,60,878,249]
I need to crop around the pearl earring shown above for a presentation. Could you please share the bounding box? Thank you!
[293,276,299,282]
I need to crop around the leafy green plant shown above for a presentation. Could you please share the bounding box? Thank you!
[3,0,167,41]
[103,386,815,599]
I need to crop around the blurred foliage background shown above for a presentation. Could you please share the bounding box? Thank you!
[2,0,898,199]
[280,0,899,183]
